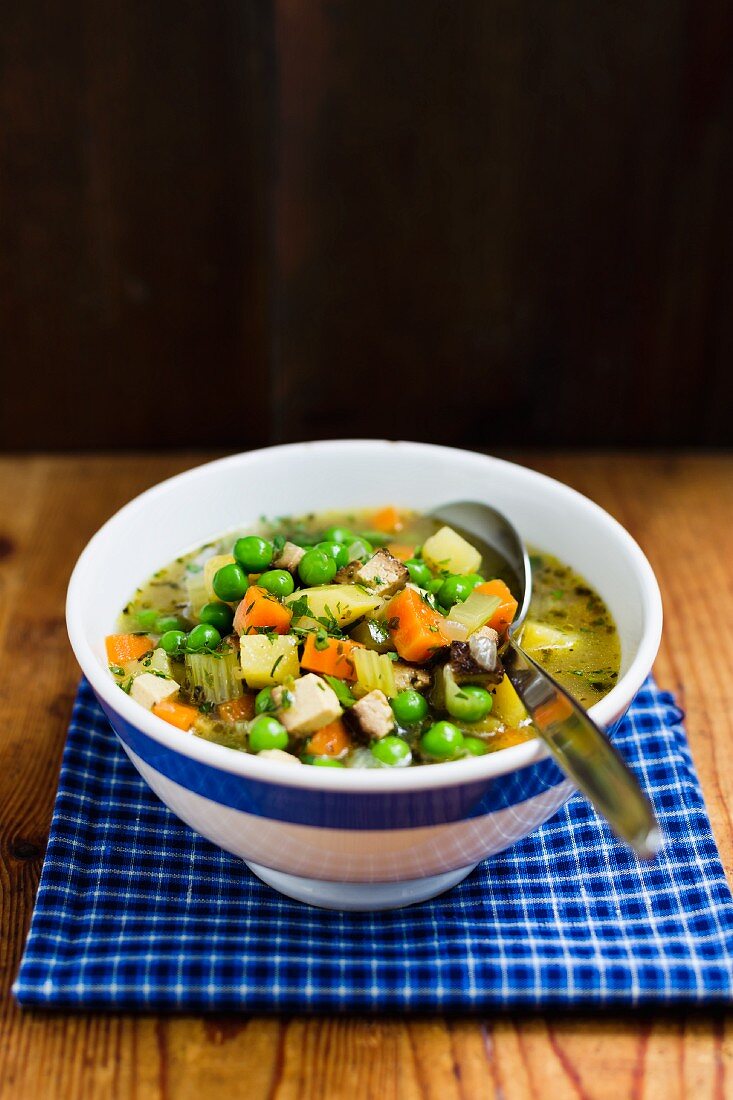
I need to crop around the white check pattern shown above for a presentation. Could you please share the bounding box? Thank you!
[13,678,733,1009]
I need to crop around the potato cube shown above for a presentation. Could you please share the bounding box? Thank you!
[204,554,236,602]
[422,526,482,576]
[285,584,382,627]
[520,621,577,653]
[491,676,528,728]
[239,634,300,689]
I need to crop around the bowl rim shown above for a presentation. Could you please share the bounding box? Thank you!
[66,440,663,793]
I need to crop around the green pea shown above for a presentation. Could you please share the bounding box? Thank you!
[446,684,493,722]
[255,687,275,714]
[212,562,249,602]
[249,714,289,752]
[316,540,350,568]
[358,530,390,547]
[371,735,412,766]
[420,721,465,759]
[199,601,235,633]
[186,623,222,652]
[299,548,337,586]
[346,537,373,561]
[154,614,184,634]
[405,559,432,588]
[426,577,445,596]
[257,569,295,598]
[463,736,489,756]
[323,525,356,545]
[310,756,345,767]
[390,690,429,725]
[158,629,187,656]
[437,574,482,609]
[135,608,159,630]
[233,535,274,572]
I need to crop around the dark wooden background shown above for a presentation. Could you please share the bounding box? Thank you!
[2,1,732,451]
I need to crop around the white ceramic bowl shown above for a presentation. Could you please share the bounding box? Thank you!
[66,441,662,910]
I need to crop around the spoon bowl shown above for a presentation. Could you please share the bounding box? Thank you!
[431,500,662,859]
[430,500,532,629]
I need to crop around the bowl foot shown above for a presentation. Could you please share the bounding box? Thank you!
[244,861,477,911]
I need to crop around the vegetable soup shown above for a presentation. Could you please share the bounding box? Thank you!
[106,508,620,767]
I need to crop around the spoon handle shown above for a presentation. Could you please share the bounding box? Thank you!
[502,640,662,859]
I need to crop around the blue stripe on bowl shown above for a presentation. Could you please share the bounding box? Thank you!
[99,696,580,830]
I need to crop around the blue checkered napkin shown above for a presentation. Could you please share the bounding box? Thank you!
[14,678,733,1010]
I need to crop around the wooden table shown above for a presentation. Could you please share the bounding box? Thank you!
[1,452,731,1099]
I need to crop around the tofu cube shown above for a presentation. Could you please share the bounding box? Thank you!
[348,689,395,740]
[392,661,432,694]
[273,540,306,575]
[131,672,179,710]
[272,673,343,735]
[354,549,409,597]
[256,748,303,765]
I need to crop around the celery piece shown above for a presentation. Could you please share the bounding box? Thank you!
[368,597,391,623]
[442,666,464,714]
[323,675,357,707]
[185,647,243,704]
[352,649,397,698]
[148,648,172,676]
[447,591,501,635]
[442,619,469,643]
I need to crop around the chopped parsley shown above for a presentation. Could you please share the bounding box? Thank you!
[323,675,356,707]
[288,594,311,620]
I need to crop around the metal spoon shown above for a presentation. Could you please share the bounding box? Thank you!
[431,501,662,859]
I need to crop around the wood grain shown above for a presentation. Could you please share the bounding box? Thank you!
[271,1,733,449]
[2,3,733,450]
[0,452,731,1099]
[0,2,274,451]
